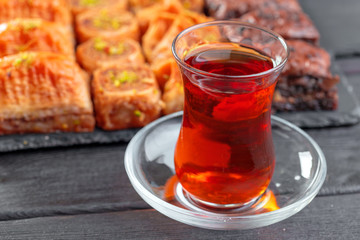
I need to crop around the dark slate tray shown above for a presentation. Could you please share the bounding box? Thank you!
[275,62,360,128]
[0,63,359,152]
[0,128,139,153]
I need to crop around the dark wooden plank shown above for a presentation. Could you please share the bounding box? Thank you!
[0,143,149,220]
[0,193,359,240]
[0,120,359,220]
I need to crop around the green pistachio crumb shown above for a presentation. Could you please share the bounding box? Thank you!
[109,42,124,55]
[134,110,142,117]
[113,79,121,87]
[111,19,120,29]
[109,70,138,86]
[119,71,137,83]
[13,52,35,68]
[13,58,23,67]
[10,19,41,31]
[80,0,100,7]
[94,38,107,51]
[22,20,41,31]
[92,10,121,30]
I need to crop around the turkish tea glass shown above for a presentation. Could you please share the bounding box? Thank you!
[172,21,289,209]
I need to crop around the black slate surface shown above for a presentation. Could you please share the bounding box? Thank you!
[0,128,138,153]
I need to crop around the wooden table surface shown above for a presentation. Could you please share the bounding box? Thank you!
[1,0,360,239]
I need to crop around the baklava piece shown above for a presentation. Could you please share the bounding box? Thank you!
[273,40,339,111]
[76,37,144,73]
[75,8,139,43]
[92,64,162,130]
[205,0,302,19]
[142,13,182,62]
[142,11,211,63]
[238,5,319,44]
[151,58,176,90]
[178,0,204,13]
[145,15,195,62]
[0,19,74,58]
[129,0,163,12]
[0,52,95,135]
[160,59,184,115]
[131,0,203,13]
[68,0,128,16]
[0,0,72,27]
[136,0,183,35]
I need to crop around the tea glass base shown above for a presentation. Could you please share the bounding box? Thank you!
[177,183,269,214]
[125,111,327,230]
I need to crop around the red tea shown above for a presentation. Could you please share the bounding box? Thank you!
[174,43,276,206]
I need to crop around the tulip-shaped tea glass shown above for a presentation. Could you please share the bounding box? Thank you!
[172,21,289,209]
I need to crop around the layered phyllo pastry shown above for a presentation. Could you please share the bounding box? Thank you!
[68,0,128,16]
[181,0,204,12]
[160,60,184,115]
[0,19,74,58]
[142,13,182,62]
[0,52,95,135]
[75,8,139,43]
[142,12,211,63]
[76,37,144,73]
[0,0,72,27]
[136,0,183,35]
[137,0,210,36]
[151,58,175,90]
[273,40,339,111]
[130,0,203,13]
[92,64,162,130]
[129,0,163,12]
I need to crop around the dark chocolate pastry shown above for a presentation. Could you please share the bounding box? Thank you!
[283,40,331,78]
[273,40,339,112]
[273,75,339,111]
[238,7,320,44]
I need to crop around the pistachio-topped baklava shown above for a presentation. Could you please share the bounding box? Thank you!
[0,52,95,134]
[92,64,162,130]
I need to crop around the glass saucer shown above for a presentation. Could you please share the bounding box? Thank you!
[125,112,327,230]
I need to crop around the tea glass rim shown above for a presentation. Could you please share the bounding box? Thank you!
[171,20,289,80]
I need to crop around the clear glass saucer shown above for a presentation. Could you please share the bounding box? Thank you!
[125,112,327,230]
